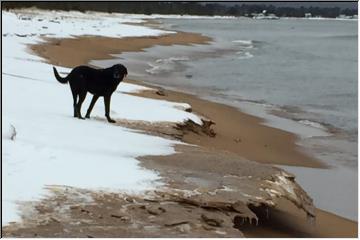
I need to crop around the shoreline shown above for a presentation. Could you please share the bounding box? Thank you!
[32,32,326,169]
[31,31,211,68]
[129,86,326,168]
[25,18,357,237]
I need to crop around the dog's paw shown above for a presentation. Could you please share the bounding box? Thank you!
[85,115,90,119]
[108,119,116,123]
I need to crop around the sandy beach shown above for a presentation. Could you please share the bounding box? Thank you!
[31,24,328,169]
[3,10,357,237]
[31,20,357,237]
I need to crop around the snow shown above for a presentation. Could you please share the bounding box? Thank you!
[2,9,202,226]
[3,10,175,38]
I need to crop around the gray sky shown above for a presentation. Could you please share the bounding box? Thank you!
[210,2,358,10]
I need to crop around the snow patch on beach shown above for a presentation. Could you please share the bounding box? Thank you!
[2,9,201,226]
[4,9,175,39]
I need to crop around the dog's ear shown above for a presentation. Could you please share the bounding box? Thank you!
[118,64,127,75]
[113,64,127,79]
[119,65,128,78]
[113,70,120,79]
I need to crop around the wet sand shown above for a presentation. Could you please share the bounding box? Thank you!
[242,198,357,237]
[26,22,357,237]
[31,31,211,68]
[130,87,325,168]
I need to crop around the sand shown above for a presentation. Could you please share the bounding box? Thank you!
[130,87,326,168]
[31,31,211,68]
[21,21,357,237]
[3,146,356,237]
[241,198,358,237]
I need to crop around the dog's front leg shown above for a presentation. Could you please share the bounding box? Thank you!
[104,95,116,123]
[86,95,99,119]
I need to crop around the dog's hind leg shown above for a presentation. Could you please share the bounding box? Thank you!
[85,95,99,119]
[76,91,87,119]
[104,95,116,123]
[71,92,78,118]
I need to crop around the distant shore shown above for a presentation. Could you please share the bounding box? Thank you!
[29,21,357,237]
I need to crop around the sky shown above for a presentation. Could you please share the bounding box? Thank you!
[212,2,358,10]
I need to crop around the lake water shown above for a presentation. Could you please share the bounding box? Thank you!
[92,17,358,220]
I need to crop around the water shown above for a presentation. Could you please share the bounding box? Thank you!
[167,18,357,136]
[92,18,358,220]
[94,18,357,161]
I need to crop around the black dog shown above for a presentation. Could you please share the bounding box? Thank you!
[53,64,127,123]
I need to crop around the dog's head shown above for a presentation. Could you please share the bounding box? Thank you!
[113,64,128,80]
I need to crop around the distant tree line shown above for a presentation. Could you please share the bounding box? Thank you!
[2,2,358,18]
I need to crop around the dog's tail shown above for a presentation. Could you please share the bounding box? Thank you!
[53,67,68,84]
